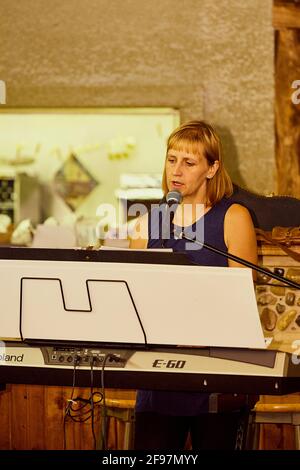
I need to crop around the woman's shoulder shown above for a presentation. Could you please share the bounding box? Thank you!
[208,198,249,221]
[225,202,253,221]
[224,202,256,241]
[223,201,258,272]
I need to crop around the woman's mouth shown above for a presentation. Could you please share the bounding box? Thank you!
[171,181,183,188]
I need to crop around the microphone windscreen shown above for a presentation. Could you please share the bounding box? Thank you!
[166,190,182,206]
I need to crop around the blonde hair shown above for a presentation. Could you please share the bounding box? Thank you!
[162,120,233,206]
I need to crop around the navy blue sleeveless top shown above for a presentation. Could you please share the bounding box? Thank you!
[135,197,235,416]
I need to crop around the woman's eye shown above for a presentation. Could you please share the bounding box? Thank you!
[186,161,194,166]
[167,158,175,164]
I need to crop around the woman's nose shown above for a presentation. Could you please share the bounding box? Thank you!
[173,161,183,175]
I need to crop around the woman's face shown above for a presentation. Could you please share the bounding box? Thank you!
[165,146,219,203]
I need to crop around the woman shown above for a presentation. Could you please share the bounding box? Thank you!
[129,120,257,450]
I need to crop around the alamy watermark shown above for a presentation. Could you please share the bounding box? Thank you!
[275,340,300,367]
[291,80,300,105]
[95,201,205,251]
[291,339,300,364]
[0,80,6,104]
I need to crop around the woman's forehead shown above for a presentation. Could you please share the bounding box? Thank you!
[168,141,204,158]
[169,137,203,153]
[167,148,198,158]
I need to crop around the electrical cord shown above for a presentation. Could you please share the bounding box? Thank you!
[90,356,97,450]
[63,351,125,450]
[255,282,298,289]
[63,355,103,450]
[63,355,79,450]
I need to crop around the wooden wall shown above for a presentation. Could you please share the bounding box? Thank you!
[258,394,298,450]
[274,0,300,197]
[0,384,135,450]
[1,384,299,450]
[268,1,300,444]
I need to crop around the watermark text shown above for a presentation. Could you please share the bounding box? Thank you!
[0,80,6,104]
[291,80,300,105]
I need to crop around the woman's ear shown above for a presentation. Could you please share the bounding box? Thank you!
[207,160,219,179]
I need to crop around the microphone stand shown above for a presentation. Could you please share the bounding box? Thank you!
[178,232,300,290]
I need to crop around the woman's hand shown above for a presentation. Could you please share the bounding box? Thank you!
[129,213,149,249]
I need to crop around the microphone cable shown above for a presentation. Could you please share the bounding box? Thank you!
[63,355,103,450]
[63,355,80,450]
[89,356,97,450]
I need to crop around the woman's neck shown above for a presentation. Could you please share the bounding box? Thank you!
[173,201,211,227]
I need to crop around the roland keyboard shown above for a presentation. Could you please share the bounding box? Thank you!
[1,342,300,394]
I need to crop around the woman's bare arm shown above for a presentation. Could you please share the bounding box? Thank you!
[224,204,258,280]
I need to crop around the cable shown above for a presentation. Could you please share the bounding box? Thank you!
[90,356,97,450]
[255,282,298,289]
[100,354,109,451]
[63,356,79,450]
[64,352,125,450]
[63,355,103,449]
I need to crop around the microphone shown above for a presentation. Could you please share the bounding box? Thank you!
[166,190,183,206]
[162,190,183,244]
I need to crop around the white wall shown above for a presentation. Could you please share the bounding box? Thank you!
[0,108,179,222]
